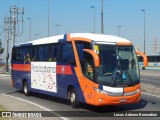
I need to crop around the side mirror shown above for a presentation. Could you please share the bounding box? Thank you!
[136,51,148,68]
[83,49,100,67]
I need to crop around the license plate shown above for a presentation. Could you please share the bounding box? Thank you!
[119,98,126,102]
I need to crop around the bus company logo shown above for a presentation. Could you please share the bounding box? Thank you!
[31,64,56,73]
[61,66,65,74]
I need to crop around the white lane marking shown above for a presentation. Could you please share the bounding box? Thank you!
[2,93,69,120]
[142,92,160,98]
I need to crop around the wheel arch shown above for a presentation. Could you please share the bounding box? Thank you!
[67,84,79,100]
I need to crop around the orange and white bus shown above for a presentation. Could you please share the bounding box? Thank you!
[11,33,147,107]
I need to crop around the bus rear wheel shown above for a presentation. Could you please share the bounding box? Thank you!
[68,88,79,108]
[23,81,30,96]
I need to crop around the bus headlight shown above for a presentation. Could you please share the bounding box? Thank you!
[94,87,108,95]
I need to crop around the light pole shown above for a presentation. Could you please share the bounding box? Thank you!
[141,9,146,54]
[55,24,61,35]
[90,6,95,33]
[101,0,104,34]
[117,26,122,37]
[27,17,31,40]
[48,0,50,37]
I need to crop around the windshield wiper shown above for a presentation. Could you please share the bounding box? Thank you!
[103,72,112,76]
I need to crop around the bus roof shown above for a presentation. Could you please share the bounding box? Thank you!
[69,33,131,43]
[14,33,131,47]
[14,35,64,47]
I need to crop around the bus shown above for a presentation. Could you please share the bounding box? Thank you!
[11,33,147,107]
[138,54,160,70]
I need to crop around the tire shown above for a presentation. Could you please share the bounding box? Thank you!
[23,81,30,96]
[68,88,79,108]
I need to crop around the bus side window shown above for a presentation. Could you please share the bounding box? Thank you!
[39,45,45,61]
[24,51,31,64]
[44,45,49,61]
[84,52,94,80]
[30,46,38,61]
[13,47,20,61]
[53,45,57,61]
[15,48,20,61]
[75,41,92,75]
[62,43,75,65]
[21,47,30,63]
[19,47,25,61]
[48,44,57,61]
[56,44,62,62]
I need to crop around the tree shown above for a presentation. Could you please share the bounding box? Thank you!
[0,39,4,55]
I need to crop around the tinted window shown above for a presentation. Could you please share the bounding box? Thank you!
[39,46,45,61]
[30,46,38,61]
[48,44,57,61]
[12,47,20,61]
[44,45,49,61]
[62,42,75,64]
[75,41,91,63]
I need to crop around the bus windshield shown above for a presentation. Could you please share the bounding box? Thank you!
[96,45,140,87]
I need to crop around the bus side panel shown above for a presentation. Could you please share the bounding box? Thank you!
[12,63,31,90]
[12,62,86,103]
[12,70,26,89]
[11,62,86,103]
[56,62,86,103]
[29,62,86,103]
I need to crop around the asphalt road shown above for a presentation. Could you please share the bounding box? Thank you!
[0,75,160,120]
[141,76,160,85]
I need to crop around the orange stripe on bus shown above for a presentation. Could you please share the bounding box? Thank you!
[12,64,31,72]
[67,34,91,42]
[116,42,132,45]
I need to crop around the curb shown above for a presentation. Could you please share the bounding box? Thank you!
[0,74,11,77]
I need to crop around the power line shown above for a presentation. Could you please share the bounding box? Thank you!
[3,5,24,73]
[9,5,24,47]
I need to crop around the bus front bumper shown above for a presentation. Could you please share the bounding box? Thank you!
[93,91,141,106]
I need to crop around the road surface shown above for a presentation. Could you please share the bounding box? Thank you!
[0,74,160,120]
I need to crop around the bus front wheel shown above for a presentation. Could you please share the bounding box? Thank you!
[68,88,79,108]
[23,81,30,96]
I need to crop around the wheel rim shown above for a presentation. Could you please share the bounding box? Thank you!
[70,92,76,103]
[24,84,27,94]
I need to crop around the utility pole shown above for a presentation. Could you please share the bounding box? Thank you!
[55,24,61,35]
[91,6,95,33]
[3,5,24,73]
[141,9,146,54]
[27,17,31,40]
[117,26,122,37]
[10,5,24,47]
[48,0,50,37]
[4,17,9,72]
[101,0,104,34]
